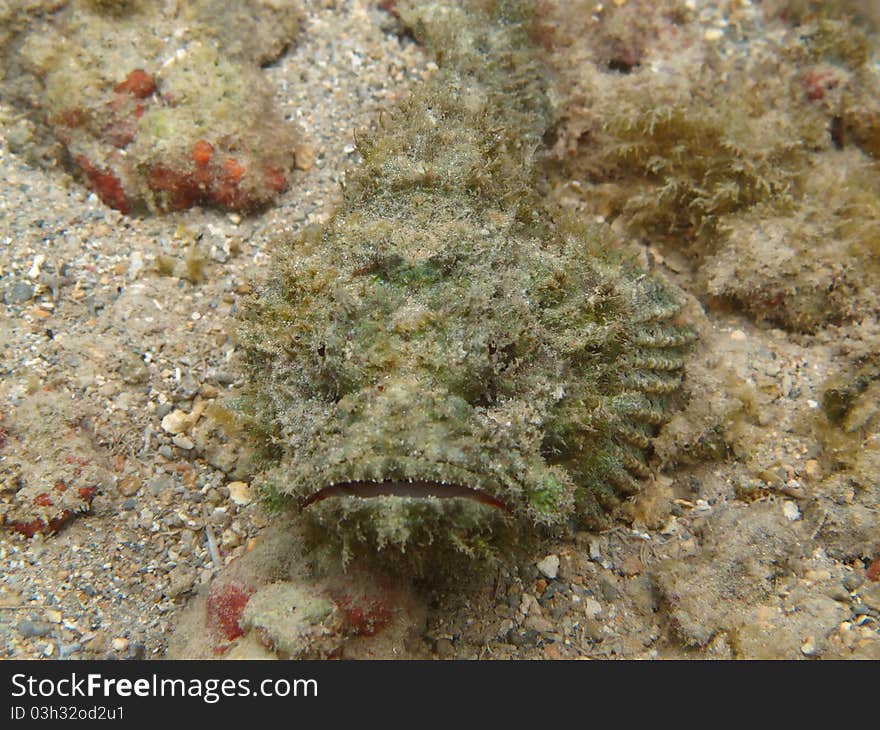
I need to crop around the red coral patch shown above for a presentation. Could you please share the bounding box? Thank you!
[146,164,200,211]
[33,493,54,507]
[329,591,392,637]
[192,140,214,167]
[206,579,255,643]
[114,69,156,99]
[74,155,131,214]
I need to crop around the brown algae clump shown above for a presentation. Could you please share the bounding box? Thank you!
[540,0,880,332]
[237,1,695,569]
[2,0,305,214]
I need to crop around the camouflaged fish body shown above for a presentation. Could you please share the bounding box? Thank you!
[238,1,693,564]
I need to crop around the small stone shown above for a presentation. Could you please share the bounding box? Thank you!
[729,329,747,341]
[619,555,643,576]
[128,250,144,279]
[227,481,253,506]
[598,577,620,602]
[435,637,454,658]
[146,474,173,496]
[116,475,141,497]
[588,541,602,561]
[583,618,604,642]
[27,254,45,280]
[782,501,801,521]
[537,554,560,580]
[166,566,196,598]
[119,352,149,385]
[704,28,724,42]
[6,281,33,304]
[156,403,173,419]
[584,598,602,619]
[161,409,191,435]
[175,374,200,400]
[18,619,52,638]
[800,636,817,656]
[172,434,194,450]
[524,613,554,633]
[111,637,129,652]
[860,582,880,612]
[519,592,540,617]
[843,571,864,592]
[803,459,821,481]
[45,609,62,624]
[294,142,316,171]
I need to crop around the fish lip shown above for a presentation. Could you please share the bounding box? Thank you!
[300,479,512,513]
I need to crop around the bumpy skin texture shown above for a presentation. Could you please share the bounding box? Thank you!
[237,1,694,567]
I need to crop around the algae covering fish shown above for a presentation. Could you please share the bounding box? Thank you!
[237,0,695,568]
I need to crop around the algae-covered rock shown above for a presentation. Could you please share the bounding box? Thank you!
[652,502,817,654]
[2,0,306,214]
[240,581,344,659]
[700,150,880,332]
[0,391,111,537]
[236,0,695,571]
[804,355,880,561]
[539,0,880,332]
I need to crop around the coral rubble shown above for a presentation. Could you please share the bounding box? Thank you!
[1,0,306,214]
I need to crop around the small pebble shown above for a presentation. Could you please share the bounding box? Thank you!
[227,481,253,506]
[18,619,52,638]
[842,571,864,592]
[161,409,191,435]
[117,475,141,497]
[619,555,643,577]
[584,598,602,619]
[537,554,560,580]
[172,434,195,450]
[111,637,129,652]
[782,501,801,521]
[45,609,62,624]
[800,636,817,656]
[175,373,200,400]
[6,281,33,304]
[435,638,454,658]
[147,474,174,496]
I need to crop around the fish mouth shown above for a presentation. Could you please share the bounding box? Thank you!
[300,480,512,512]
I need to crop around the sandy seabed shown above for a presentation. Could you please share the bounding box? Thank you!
[0,0,878,660]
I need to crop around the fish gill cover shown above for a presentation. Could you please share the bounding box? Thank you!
[235,0,696,572]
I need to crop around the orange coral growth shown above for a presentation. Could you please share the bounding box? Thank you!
[74,154,131,214]
[113,69,156,99]
[192,139,214,167]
